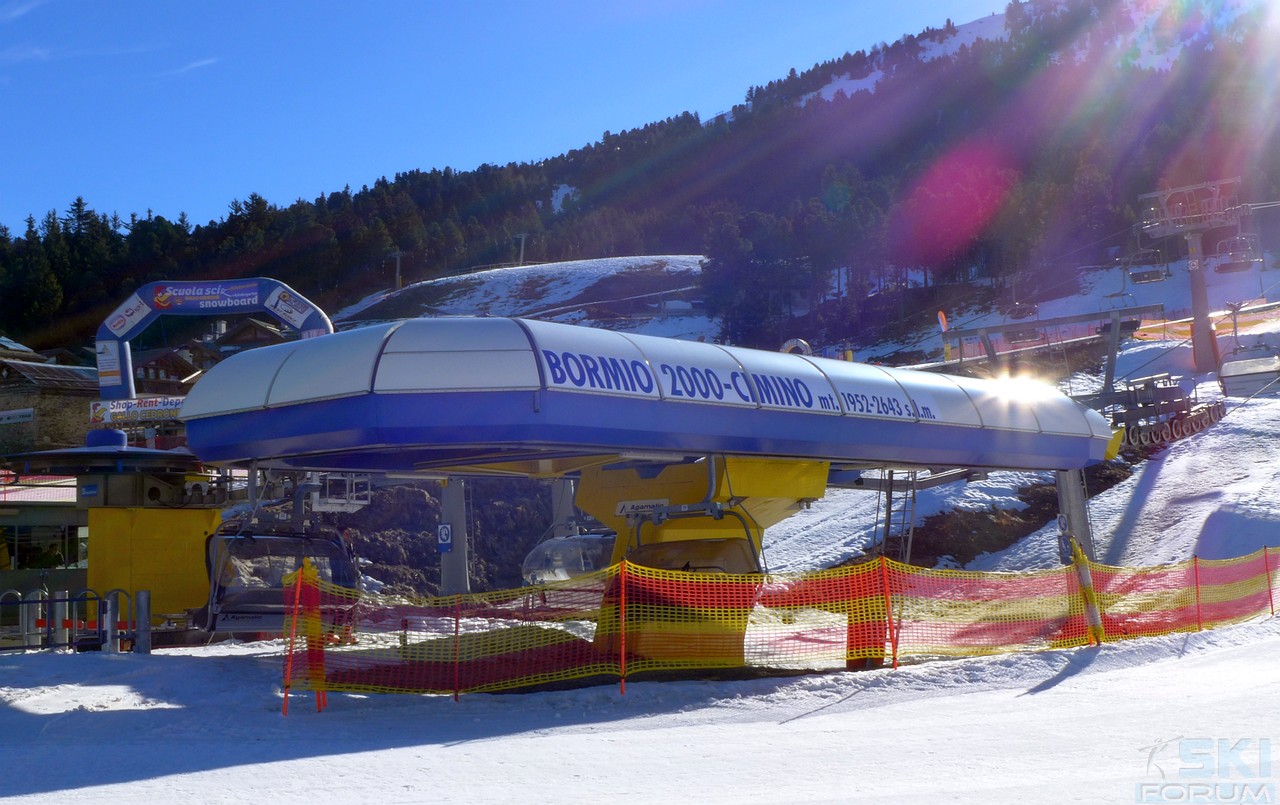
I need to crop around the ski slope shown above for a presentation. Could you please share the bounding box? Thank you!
[333,255,721,342]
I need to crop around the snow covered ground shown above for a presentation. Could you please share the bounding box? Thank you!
[769,330,1280,577]
[333,255,721,343]
[3,608,1278,803]
[800,12,1009,106]
[800,0,1265,106]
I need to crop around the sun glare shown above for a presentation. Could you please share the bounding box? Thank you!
[987,372,1061,402]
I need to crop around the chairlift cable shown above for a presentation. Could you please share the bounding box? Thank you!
[1103,244,1279,385]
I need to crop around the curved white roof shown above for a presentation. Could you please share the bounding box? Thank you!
[181,317,1113,471]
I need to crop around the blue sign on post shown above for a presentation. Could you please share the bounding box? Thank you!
[437,524,453,553]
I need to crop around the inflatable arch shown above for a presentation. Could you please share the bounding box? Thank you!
[96,278,332,400]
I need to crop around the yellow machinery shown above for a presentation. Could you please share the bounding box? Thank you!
[573,455,830,666]
[575,455,829,573]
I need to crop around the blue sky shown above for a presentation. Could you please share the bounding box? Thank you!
[0,0,1007,232]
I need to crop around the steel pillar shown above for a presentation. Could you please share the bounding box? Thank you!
[1187,232,1218,373]
[53,590,69,648]
[440,479,471,595]
[549,478,577,538]
[1056,469,1095,562]
[1102,310,1123,393]
[102,594,119,654]
[134,590,152,654]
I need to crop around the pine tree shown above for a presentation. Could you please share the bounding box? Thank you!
[3,217,64,338]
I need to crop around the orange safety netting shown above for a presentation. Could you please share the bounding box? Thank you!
[1090,551,1277,638]
[282,546,1279,708]
[885,562,1092,658]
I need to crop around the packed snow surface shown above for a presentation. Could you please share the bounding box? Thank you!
[4,618,1279,803]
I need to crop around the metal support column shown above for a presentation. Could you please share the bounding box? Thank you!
[979,331,999,363]
[549,478,577,539]
[1056,469,1095,562]
[881,470,894,553]
[1102,310,1123,393]
[53,590,69,648]
[1187,232,1218,373]
[440,478,471,595]
[134,590,152,654]
[102,594,119,654]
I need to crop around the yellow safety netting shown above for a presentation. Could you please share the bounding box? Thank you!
[281,547,1278,704]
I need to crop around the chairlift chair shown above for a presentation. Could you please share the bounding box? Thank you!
[1101,292,1137,311]
[521,528,618,585]
[1096,295,1142,336]
[1006,327,1045,345]
[1125,249,1169,284]
[1213,235,1262,274]
[1005,301,1038,320]
[1127,249,1161,266]
[1129,267,1170,284]
[1002,298,1042,344]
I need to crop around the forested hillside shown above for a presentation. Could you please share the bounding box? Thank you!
[1,0,1275,351]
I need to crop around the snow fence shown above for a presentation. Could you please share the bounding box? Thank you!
[281,547,1278,708]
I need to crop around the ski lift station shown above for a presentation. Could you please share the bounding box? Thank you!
[179,316,1116,586]
[4,286,1120,644]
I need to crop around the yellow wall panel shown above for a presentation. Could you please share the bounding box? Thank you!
[86,508,222,619]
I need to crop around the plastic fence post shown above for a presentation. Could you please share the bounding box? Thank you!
[1265,547,1276,618]
[291,559,328,713]
[453,594,461,703]
[282,566,305,717]
[306,561,328,713]
[1193,555,1203,632]
[293,557,327,711]
[878,556,898,670]
[619,560,628,696]
[1070,539,1106,645]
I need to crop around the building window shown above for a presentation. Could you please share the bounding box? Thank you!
[0,524,85,570]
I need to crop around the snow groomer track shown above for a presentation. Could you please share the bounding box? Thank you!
[180,317,1114,473]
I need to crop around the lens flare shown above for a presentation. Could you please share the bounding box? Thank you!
[987,371,1063,404]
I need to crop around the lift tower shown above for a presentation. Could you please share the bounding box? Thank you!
[1137,178,1242,372]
